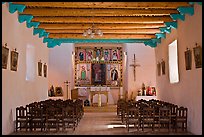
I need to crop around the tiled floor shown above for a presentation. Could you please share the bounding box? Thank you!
[11,111,193,135]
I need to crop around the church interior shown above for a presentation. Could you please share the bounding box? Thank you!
[2,2,202,135]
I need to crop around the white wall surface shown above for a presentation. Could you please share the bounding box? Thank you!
[125,43,157,99]
[155,4,202,135]
[2,4,49,135]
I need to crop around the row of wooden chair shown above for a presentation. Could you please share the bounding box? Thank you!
[15,99,84,132]
[117,99,188,133]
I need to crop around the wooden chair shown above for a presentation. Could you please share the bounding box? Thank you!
[62,106,77,131]
[126,107,140,132]
[30,107,46,131]
[174,106,188,132]
[16,106,29,132]
[45,107,60,132]
[142,107,155,132]
[158,107,171,132]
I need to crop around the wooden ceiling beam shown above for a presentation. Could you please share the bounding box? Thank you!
[48,33,156,39]
[32,16,173,23]
[39,23,165,29]
[45,28,161,34]
[13,2,190,9]
[21,8,178,17]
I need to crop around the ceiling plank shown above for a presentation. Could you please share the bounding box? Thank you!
[45,28,161,34]
[13,2,190,9]
[48,33,156,39]
[21,8,178,17]
[32,16,173,23]
[39,23,165,29]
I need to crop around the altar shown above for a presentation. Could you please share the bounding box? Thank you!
[90,87,110,107]
[136,95,157,101]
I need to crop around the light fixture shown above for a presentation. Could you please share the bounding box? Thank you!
[82,8,103,38]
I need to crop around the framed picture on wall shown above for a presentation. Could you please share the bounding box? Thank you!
[38,61,42,76]
[10,50,18,71]
[2,46,9,69]
[161,60,165,75]
[55,87,63,96]
[43,63,47,77]
[184,49,192,70]
[193,45,202,68]
[157,62,161,76]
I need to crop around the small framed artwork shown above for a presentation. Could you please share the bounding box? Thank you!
[193,45,202,68]
[161,60,165,75]
[38,61,42,76]
[157,62,161,76]
[55,87,63,96]
[184,49,192,70]
[2,45,9,69]
[10,49,19,71]
[43,63,47,77]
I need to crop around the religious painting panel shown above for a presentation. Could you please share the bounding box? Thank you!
[94,47,102,61]
[86,49,94,61]
[91,63,106,85]
[111,48,119,61]
[193,46,202,68]
[103,49,111,61]
[109,64,120,86]
[77,48,86,61]
[2,46,9,69]
[76,63,91,85]
[184,49,192,70]
[10,50,19,71]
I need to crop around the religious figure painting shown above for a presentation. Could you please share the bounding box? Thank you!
[78,49,86,61]
[91,63,106,85]
[184,49,192,70]
[55,87,63,96]
[95,48,102,61]
[111,49,119,61]
[86,49,93,61]
[193,45,202,68]
[103,49,110,61]
[2,46,9,69]
[10,50,19,71]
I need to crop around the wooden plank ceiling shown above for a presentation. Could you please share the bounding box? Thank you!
[13,2,192,39]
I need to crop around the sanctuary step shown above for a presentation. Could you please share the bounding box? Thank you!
[84,104,117,112]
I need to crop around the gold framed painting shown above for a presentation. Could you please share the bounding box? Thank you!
[38,61,42,76]
[157,62,161,76]
[55,87,63,96]
[184,49,192,70]
[193,46,202,68]
[2,46,9,69]
[10,50,18,71]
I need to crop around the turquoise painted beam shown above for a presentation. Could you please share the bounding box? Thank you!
[54,39,150,43]
[43,38,54,43]
[42,32,49,38]
[33,28,45,38]
[155,33,166,39]
[26,21,40,28]
[9,3,26,13]
[144,41,157,48]
[189,2,202,5]
[165,22,178,29]
[159,27,171,33]
[18,15,33,23]
[151,38,161,44]
[170,14,185,21]
[177,7,194,16]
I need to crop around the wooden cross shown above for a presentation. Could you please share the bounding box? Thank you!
[129,54,140,81]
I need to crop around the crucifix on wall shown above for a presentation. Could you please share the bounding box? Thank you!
[129,54,140,81]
